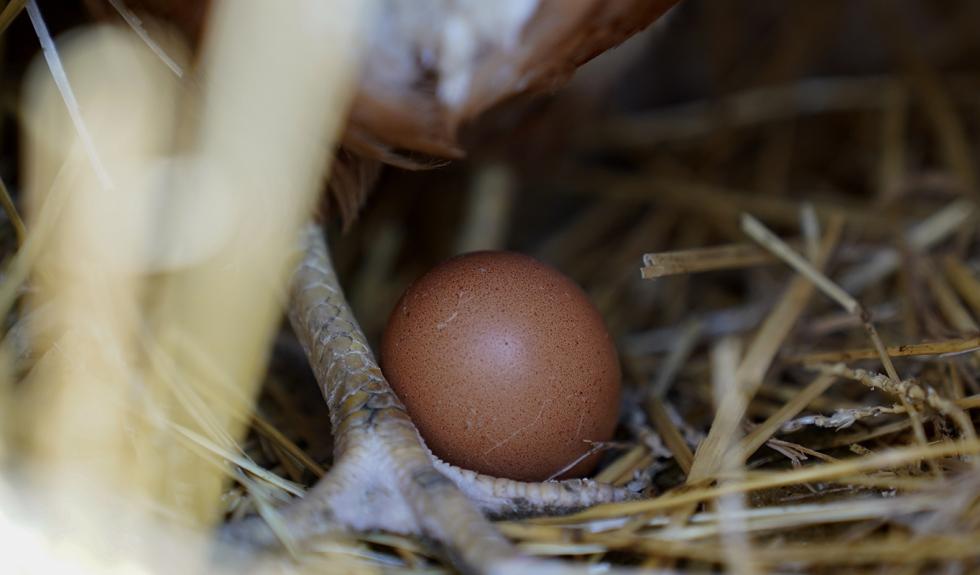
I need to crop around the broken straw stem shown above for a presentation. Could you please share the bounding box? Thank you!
[740,213,936,471]
[739,213,902,384]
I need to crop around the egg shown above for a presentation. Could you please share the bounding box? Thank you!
[381,251,620,482]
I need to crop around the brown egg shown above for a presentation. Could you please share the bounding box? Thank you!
[381,251,620,482]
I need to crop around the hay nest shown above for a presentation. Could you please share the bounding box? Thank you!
[1,1,979,573]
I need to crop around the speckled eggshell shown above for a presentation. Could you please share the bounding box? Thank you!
[380,251,620,482]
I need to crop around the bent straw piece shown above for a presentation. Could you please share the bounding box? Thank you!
[741,213,936,468]
[741,214,857,314]
[686,217,842,483]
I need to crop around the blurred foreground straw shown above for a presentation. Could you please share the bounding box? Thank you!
[2,0,367,571]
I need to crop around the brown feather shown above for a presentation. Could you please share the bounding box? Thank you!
[91,0,680,226]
